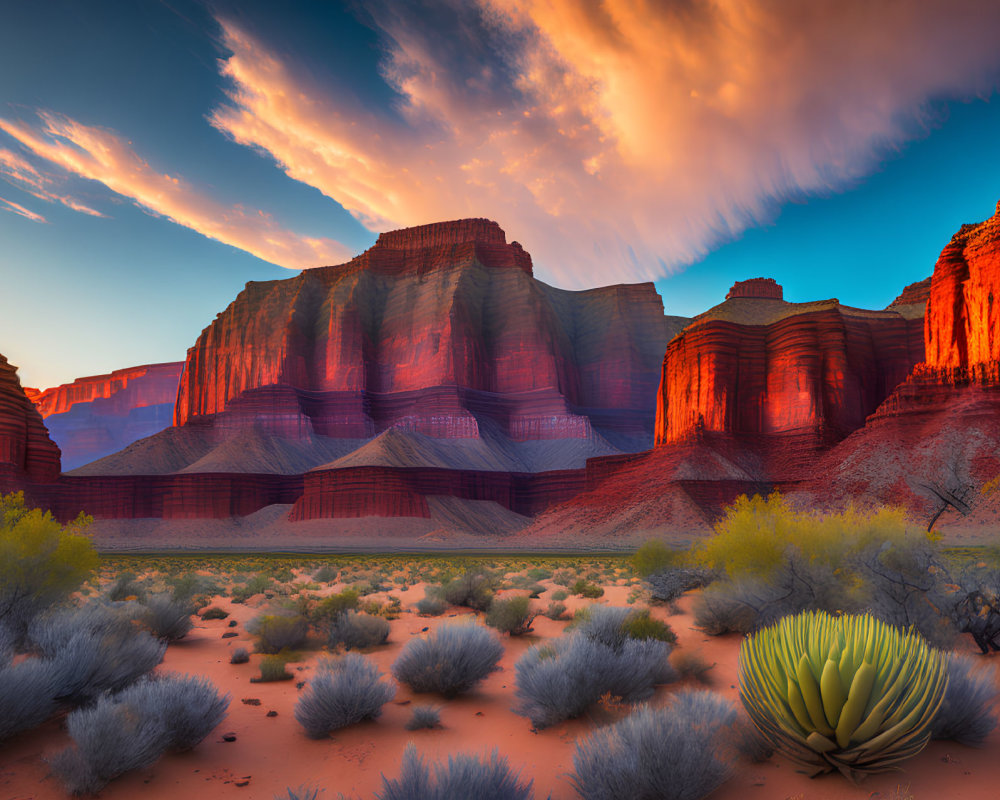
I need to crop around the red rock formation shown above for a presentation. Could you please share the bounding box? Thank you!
[925,201,1000,370]
[654,284,925,474]
[726,277,783,300]
[793,201,1000,528]
[289,466,584,521]
[888,277,932,309]
[0,354,61,487]
[29,362,183,470]
[173,219,679,447]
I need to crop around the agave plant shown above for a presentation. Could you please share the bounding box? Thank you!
[739,610,948,782]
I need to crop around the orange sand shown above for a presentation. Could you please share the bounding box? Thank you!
[2,587,998,800]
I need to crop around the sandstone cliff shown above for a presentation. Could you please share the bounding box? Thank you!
[30,362,183,470]
[0,354,61,487]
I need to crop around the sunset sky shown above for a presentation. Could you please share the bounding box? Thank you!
[3,0,1000,389]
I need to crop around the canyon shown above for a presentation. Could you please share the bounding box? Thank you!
[6,204,1000,546]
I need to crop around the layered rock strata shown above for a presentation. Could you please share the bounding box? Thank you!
[30,362,183,469]
[0,355,61,487]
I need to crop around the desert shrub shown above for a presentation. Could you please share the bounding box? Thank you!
[48,673,227,794]
[440,570,498,611]
[631,539,678,577]
[513,633,673,729]
[543,601,567,620]
[276,787,320,800]
[550,589,569,602]
[416,592,448,616]
[525,567,552,581]
[328,611,390,650]
[313,564,339,583]
[392,621,503,697]
[312,588,360,625]
[571,579,604,598]
[376,744,534,800]
[405,705,442,730]
[550,569,576,587]
[115,673,229,751]
[232,574,273,602]
[107,570,144,602]
[247,612,309,654]
[0,656,66,741]
[254,655,294,682]
[230,647,250,664]
[166,573,219,602]
[931,653,998,746]
[671,649,714,684]
[621,609,676,643]
[139,593,195,641]
[201,606,230,620]
[362,595,403,620]
[646,567,714,603]
[570,690,736,800]
[485,595,536,635]
[733,715,774,762]
[0,492,97,641]
[294,654,395,738]
[29,602,166,704]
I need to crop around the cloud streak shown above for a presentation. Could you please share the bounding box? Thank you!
[0,148,106,217]
[210,1,1000,288]
[0,195,47,223]
[0,114,352,268]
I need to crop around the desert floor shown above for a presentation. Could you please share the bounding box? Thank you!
[2,576,998,800]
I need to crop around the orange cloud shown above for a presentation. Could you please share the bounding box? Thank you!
[0,195,47,223]
[0,147,106,217]
[0,115,351,268]
[209,2,1000,288]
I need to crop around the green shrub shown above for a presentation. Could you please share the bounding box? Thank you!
[416,593,448,616]
[630,540,677,577]
[486,596,536,635]
[551,589,569,602]
[543,601,567,620]
[571,580,604,599]
[253,655,294,683]
[620,609,676,643]
[312,589,360,625]
[0,492,98,639]
[247,613,309,654]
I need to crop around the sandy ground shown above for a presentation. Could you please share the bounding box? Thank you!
[2,585,999,800]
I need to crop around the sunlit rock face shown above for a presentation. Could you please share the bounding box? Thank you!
[654,280,925,468]
[174,218,683,448]
[925,201,1000,373]
[29,362,183,470]
[0,354,61,487]
[793,201,1000,525]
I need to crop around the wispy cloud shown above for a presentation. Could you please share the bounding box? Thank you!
[0,195,47,223]
[0,114,352,268]
[0,147,106,217]
[209,1,1000,288]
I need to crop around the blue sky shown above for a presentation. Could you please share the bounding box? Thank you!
[2,1,999,388]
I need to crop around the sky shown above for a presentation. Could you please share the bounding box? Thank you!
[2,0,1000,389]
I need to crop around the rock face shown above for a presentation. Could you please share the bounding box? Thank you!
[924,201,1000,370]
[173,219,680,449]
[794,201,1000,530]
[0,355,61,487]
[30,363,183,470]
[40,219,686,529]
[654,281,925,475]
[518,276,932,544]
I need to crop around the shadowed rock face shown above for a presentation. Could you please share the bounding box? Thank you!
[173,218,682,448]
[0,354,60,486]
[29,362,183,470]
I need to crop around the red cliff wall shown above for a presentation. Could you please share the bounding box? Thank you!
[174,218,678,444]
[29,362,183,470]
[925,201,1000,371]
[0,354,61,486]
[654,285,924,459]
